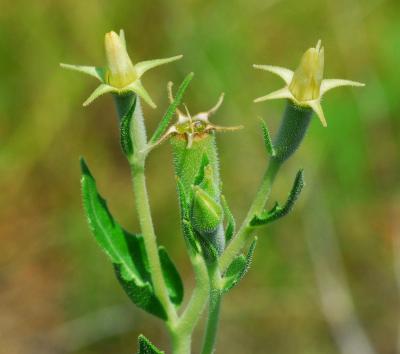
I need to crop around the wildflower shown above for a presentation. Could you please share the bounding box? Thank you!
[253,40,364,126]
[61,30,182,108]
[156,82,242,148]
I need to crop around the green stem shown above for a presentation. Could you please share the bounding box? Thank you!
[177,253,210,335]
[219,101,312,273]
[201,264,223,354]
[131,163,177,322]
[219,160,280,273]
[115,94,177,323]
[170,331,192,354]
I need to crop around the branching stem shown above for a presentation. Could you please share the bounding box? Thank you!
[219,159,281,273]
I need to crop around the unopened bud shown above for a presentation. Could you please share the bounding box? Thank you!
[289,40,324,101]
[105,31,137,88]
[191,187,223,235]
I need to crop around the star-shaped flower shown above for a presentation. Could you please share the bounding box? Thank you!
[253,40,365,127]
[60,30,182,108]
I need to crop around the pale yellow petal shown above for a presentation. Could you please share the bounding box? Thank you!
[126,80,157,108]
[254,87,293,103]
[60,64,105,82]
[320,79,365,96]
[135,55,183,77]
[308,100,327,127]
[83,84,116,106]
[253,64,294,85]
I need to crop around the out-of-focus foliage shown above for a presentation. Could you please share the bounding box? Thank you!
[1,0,399,353]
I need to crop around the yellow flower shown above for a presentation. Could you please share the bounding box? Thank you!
[253,40,364,127]
[61,30,182,108]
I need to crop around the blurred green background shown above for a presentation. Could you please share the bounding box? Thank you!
[1,0,400,353]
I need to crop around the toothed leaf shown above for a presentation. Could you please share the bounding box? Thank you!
[193,153,210,186]
[120,97,137,156]
[159,247,184,305]
[137,335,164,354]
[221,195,235,242]
[260,118,276,157]
[250,170,305,226]
[176,178,200,254]
[222,237,257,292]
[81,158,183,319]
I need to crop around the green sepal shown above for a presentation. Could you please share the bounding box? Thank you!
[176,178,201,254]
[150,72,194,144]
[193,153,210,186]
[260,117,276,157]
[198,165,218,199]
[222,237,257,292]
[80,158,183,319]
[137,335,164,354]
[197,230,219,262]
[272,102,312,163]
[120,96,137,157]
[191,186,223,235]
[250,169,305,226]
[171,134,220,198]
[159,246,184,305]
[221,195,235,242]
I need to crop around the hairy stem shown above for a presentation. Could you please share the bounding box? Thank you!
[177,253,210,336]
[219,160,280,273]
[219,101,312,273]
[201,264,223,354]
[115,94,177,323]
[170,331,192,354]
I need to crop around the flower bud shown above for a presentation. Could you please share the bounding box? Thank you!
[289,41,324,101]
[104,31,138,88]
[191,186,223,236]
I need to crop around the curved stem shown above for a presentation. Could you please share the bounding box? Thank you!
[177,253,210,335]
[219,160,280,273]
[219,101,312,273]
[201,265,223,354]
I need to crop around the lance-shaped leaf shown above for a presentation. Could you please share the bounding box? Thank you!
[222,237,257,292]
[193,153,210,187]
[81,158,183,319]
[150,72,194,144]
[137,335,164,354]
[259,117,276,157]
[120,97,137,157]
[159,246,183,305]
[221,195,235,242]
[176,177,200,254]
[250,169,305,226]
[191,186,223,235]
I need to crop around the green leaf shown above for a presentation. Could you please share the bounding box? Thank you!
[137,335,164,354]
[221,195,235,242]
[191,186,223,235]
[159,246,184,305]
[120,97,137,156]
[222,237,257,292]
[176,178,200,254]
[114,262,166,319]
[260,117,276,157]
[193,153,210,186]
[80,158,183,319]
[150,72,194,144]
[250,169,305,226]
